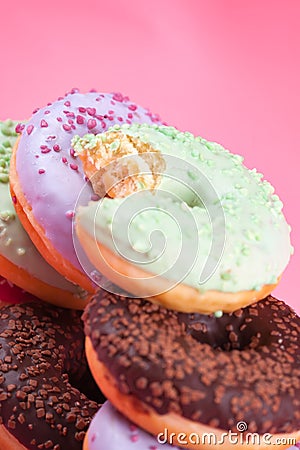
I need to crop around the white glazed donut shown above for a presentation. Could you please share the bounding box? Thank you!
[75,124,292,313]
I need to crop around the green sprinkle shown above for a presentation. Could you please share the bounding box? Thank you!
[191,147,200,158]
[206,159,215,167]
[158,126,177,138]
[187,170,197,181]
[1,127,11,137]
[2,140,12,148]
[214,310,223,318]
[110,140,120,151]
[0,210,15,222]
[0,173,9,183]
[221,272,231,281]
[241,245,250,256]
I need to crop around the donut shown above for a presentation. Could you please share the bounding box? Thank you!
[10,90,163,306]
[84,404,300,450]
[74,123,292,313]
[83,291,300,450]
[0,298,102,448]
[83,401,181,450]
[0,119,90,308]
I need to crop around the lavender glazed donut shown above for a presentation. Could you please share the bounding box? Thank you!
[0,120,88,308]
[84,403,300,450]
[84,401,180,450]
[10,89,162,306]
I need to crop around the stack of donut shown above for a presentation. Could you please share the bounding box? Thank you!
[0,89,298,449]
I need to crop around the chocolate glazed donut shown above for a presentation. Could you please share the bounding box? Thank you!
[0,302,101,450]
[84,293,300,443]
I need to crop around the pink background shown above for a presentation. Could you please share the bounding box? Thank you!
[1,0,299,312]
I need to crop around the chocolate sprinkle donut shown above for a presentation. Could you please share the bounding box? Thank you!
[0,302,101,449]
[84,293,300,434]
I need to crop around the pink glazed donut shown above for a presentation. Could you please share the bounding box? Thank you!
[10,89,162,307]
[84,401,181,450]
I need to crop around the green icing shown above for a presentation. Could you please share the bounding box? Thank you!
[77,124,292,293]
[0,120,17,184]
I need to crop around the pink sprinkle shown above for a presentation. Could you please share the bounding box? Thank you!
[68,119,74,125]
[70,163,78,171]
[108,110,114,114]
[108,116,114,121]
[57,96,64,101]
[65,210,75,219]
[40,119,48,128]
[62,157,68,164]
[128,104,137,111]
[150,447,158,450]
[95,114,103,120]
[47,102,52,106]
[87,119,97,130]
[78,107,86,113]
[63,124,71,132]
[90,88,97,92]
[64,100,71,107]
[41,147,51,154]
[15,123,25,133]
[91,433,96,443]
[70,148,76,157]
[111,100,116,105]
[44,110,51,114]
[70,87,79,94]
[32,107,40,114]
[38,169,45,174]
[26,124,34,135]
[76,115,85,124]
[128,113,133,119]
[57,117,63,122]
[12,195,17,205]
[101,121,107,129]
[112,92,124,102]
[117,117,124,122]
[130,425,137,432]
[87,107,96,116]
[53,144,61,152]
[45,135,56,141]
[130,435,139,443]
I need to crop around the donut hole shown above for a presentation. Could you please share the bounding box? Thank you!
[178,303,275,352]
[69,364,107,404]
[72,131,166,198]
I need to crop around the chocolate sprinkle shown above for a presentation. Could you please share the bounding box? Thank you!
[0,302,101,449]
[84,293,300,434]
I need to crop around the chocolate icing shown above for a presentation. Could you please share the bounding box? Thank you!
[0,302,101,449]
[84,293,300,434]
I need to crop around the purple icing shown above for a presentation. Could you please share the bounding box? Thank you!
[87,402,180,450]
[16,91,162,282]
